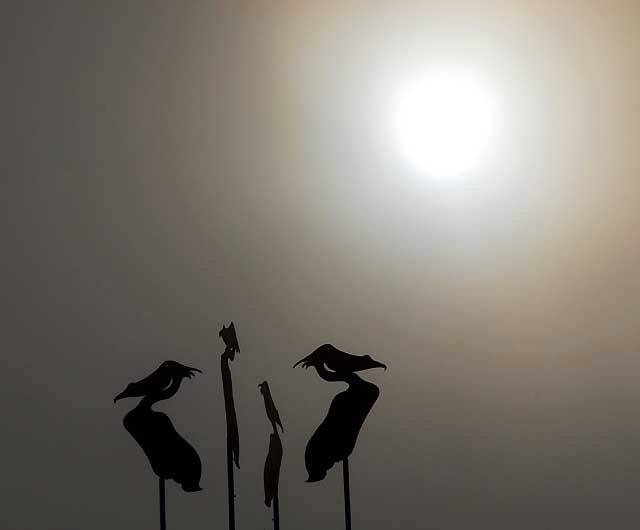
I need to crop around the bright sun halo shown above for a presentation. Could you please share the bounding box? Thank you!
[395,69,496,179]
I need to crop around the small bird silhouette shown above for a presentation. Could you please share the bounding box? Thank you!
[259,381,284,433]
[219,322,240,359]
[115,361,203,492]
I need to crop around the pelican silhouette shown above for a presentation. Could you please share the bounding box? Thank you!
[114,361,203,493]
[295,345,386,482]
[295,344,386,530]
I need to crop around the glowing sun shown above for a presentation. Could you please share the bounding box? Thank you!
[395,69,497,179]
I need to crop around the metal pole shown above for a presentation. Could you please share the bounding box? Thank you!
[159,478,166,530]
[273,494,280,530]
[343,459,351,530]
[227,439,236,530]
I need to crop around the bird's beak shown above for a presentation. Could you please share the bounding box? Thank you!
[113,389,128,403]
[369,358,387,371]
[182,365,202,379]
[293,354,312,369]
[175,362,201,372]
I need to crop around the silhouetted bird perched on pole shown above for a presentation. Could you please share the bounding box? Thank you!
[260,381,284,530]
[115,361,203,530]
[259,381,284,433]
[219,322,240,530]
[295,344,386,530]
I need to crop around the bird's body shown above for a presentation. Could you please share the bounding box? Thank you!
[123,403,202,491]
[304,370,379,482]
[115,361,203,492]
[259,381,284,433]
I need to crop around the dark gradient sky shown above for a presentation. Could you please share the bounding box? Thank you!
[4,2,640,529]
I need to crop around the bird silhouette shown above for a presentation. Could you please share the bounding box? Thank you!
[294,345,386,482]
[259,381,284,433]
[219,322,240,359]
[114,361,203,492]
[219,322,241,530]
[260,380,284,530]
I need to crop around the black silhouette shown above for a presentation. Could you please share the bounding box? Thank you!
[220,322,240,359]
[219,322,240,530]
[114,361,203,530]
[294,346,385,375]
[260,381,284,530]
[259,381,284,433]
[295,344,386,530]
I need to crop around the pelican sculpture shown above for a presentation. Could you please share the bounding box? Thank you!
[295,344,386,530]
[114,360,203,530]
[260,381,284,530]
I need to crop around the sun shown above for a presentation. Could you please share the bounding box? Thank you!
[394,68,497,179]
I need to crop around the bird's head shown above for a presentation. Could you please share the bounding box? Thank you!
[293,344,387,372]
[113,360,201,403]
[160,360,202,380]
[258,381,269,395]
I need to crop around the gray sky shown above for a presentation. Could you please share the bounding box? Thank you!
[3,2,640,529]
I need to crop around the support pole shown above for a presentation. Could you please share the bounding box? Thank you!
[227,439,236,530]
[273,494,280,530]
[343,458,351,530]
[159,478,166,530]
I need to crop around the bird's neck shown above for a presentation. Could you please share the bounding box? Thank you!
[138,377,183,408]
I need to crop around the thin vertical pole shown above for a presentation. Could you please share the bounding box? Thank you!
[227,439,236,530]
[273,494,280,530]
[343,458,351,530]
[159,478,166,530]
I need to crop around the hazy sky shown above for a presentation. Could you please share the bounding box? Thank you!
[3,2,640,529]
